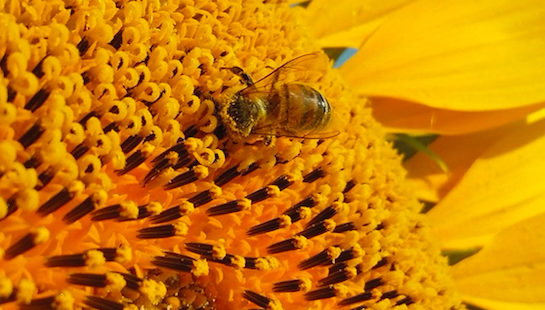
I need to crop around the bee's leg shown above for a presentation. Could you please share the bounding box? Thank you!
[263,135,276,146]
[222,66,254,87]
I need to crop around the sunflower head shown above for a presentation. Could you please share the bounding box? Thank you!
[0,0,463,309]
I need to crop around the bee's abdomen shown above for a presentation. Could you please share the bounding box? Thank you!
[285,84,331,132]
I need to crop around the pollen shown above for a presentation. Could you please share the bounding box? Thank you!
[0,0,462,309]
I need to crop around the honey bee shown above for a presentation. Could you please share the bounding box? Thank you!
[219,53,336,144]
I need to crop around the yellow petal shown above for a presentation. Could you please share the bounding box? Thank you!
[305,0,413,47]
[451,213,545,305]
[427,119,545,249]
[372,97,545,135]
[342,0,545,110]
[404,121,518,202]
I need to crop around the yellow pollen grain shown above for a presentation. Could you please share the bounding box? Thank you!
[67,180,84,197]
[255,256,280,271]
[327,246,342,261]
[85,250,106,267]
[119,201,139,219]
[292,236,308,250]
[139,279,167,306]
[278,215,292,228]
[268,298,284,310]
[179,201,195,215]
[231,255,246,269]
[0,276,13,298]
[174,222,189,236]
[32,226,50,244]
[115,244,132,264]
[192,259,210,277]
[146,201,163,216]
[298,207,312,220]
[193,165,209,179]
[238,198,252,212]
[209,185,222,198]
[0,198,7,219]
[266,185,280,198]
[15,278,35,304]
[299,278,312,293]
[212,245,227,259]
[105,272,126,292]
[52,290,74,310]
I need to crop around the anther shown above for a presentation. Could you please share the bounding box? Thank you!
[143,157,173,185]
[5,227,49,260]
[245,186,276,203]
[267,236,307,254]
[152,142,188,164]
[273,279,311,293]
[164,165,208,190]
[333,222,356,233]
[242,290,270,309]
[63,196,96,224]
[24,88,50,112]
[298,246,341,270]
[270,174,293,190]
[70,143,89,159]
[68,273,108,287]
[214,165,240,186]
[116,149,147,175]
[303,168,324,183]
[304,286,337,301]
[185,242,226,259]
[77,38,90,55]
[379,290,398,301]
[83,295,124,310]
[296,219,335,239]
[152,252,204,274]
[396,296,414,306]
[119,272,142,290]
[109,29,123,50]
[247,215,291,236]
[318,267,357,286]
[137,223,188,239]
[188,186,221,207]
[338,291,373,306]
[372,257,388,269]
[183,125,198,138]
[31,58,45,78]
[305,202,344,228]
[364,277,383,291]
[337,245,364,263]
[206,199,250,216]
[18,123,45,148]
[35,167,55,190]
[343,180,356,193]
[283,196,316,217]
[120,135,143,154]
[79,111,100,126]
[37,187,75,216]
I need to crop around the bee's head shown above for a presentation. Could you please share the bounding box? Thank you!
[222,95,260,137]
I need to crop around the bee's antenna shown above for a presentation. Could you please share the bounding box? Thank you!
[221,66,254,87]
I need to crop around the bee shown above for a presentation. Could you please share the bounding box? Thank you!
[219,53,336,144]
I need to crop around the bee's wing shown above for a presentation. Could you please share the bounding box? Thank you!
[240,52,327,96]
[250,128,340,140]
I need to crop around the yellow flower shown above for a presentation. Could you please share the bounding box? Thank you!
[309,0,545,309]
[0,0,495,309]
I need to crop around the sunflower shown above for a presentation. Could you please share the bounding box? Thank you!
[0,0,541,309]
